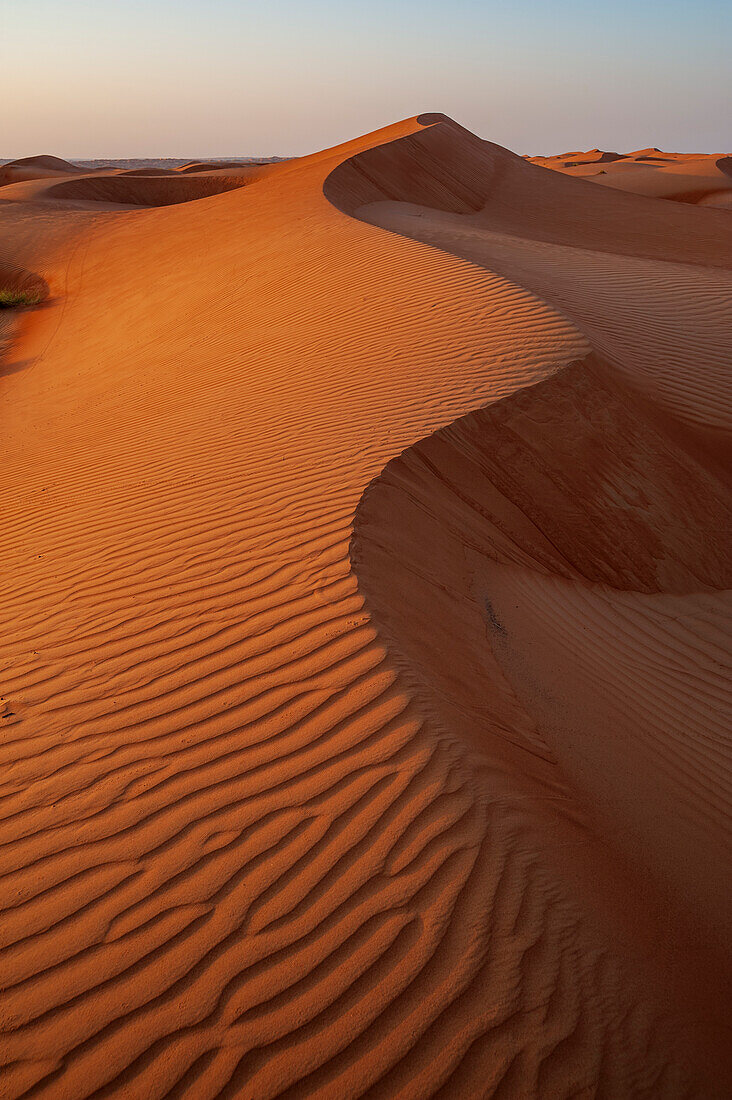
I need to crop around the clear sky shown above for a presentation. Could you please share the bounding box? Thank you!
[4,0,730,158]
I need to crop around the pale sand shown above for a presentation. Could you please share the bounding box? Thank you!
[0,114,730,1097]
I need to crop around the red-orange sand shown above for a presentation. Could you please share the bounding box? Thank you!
[528,146,732,208]
[0,114,730,1098]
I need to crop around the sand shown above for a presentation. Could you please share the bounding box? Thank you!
[0,113,730,1098]
[528,147,732,207]
[0,157,87,188]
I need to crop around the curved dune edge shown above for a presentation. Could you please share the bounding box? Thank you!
[0,112,729,1098]
[334,118,732,1090]
[0,169,261,210]
[41,173,252,208]
[327,116,732,460]
[350,355,731,998]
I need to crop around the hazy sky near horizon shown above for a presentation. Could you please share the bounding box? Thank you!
[4,0,730,157]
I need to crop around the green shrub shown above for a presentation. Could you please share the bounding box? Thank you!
[0,288,42,309]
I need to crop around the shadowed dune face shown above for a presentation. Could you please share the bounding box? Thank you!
[358,358,730,596]
[352,358,732,964]
[121,167,178,177]
[175,160,287,174]
[177,161,242,173]
[325,117,732,268]
[324,116,494,214]
[42,172,251,207]
[333,114,732,1082]
[0,113,730,1097]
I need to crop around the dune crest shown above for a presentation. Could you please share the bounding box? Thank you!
[1,113,730,1097]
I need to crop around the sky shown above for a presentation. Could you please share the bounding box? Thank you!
[3,0,731,158]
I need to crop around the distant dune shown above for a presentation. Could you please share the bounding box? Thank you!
[0,158,287,209]
[0,154,86,187]
[40,172,252,207]
[528,146,732,206]
[176,159,286,174]
[3,154,82,172]
[1,114,730,1098]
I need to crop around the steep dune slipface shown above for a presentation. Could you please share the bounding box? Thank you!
[0,114,730,1098]
[336,116,732,1085]
[352,358,731,955]
[325,114,732,267]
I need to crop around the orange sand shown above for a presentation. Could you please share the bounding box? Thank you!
[1,114,730,1098]
[528,146,732,207]
[0,156,87,188]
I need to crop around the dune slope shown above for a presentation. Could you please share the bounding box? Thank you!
[0,156,86,188]
[1,114,730,1098]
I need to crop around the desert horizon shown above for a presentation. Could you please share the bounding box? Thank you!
[2,137,730,210]
[2,3,731,1098]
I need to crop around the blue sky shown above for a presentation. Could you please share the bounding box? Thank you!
[4,0,730,156]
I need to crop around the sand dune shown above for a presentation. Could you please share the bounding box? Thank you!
[0,163,265,210]
[39,172,252,207]
[175,161,286,175]
[529,146,732,207]
[121,168,179,177]
[1,113,730,1097]
[0,155,87,187]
